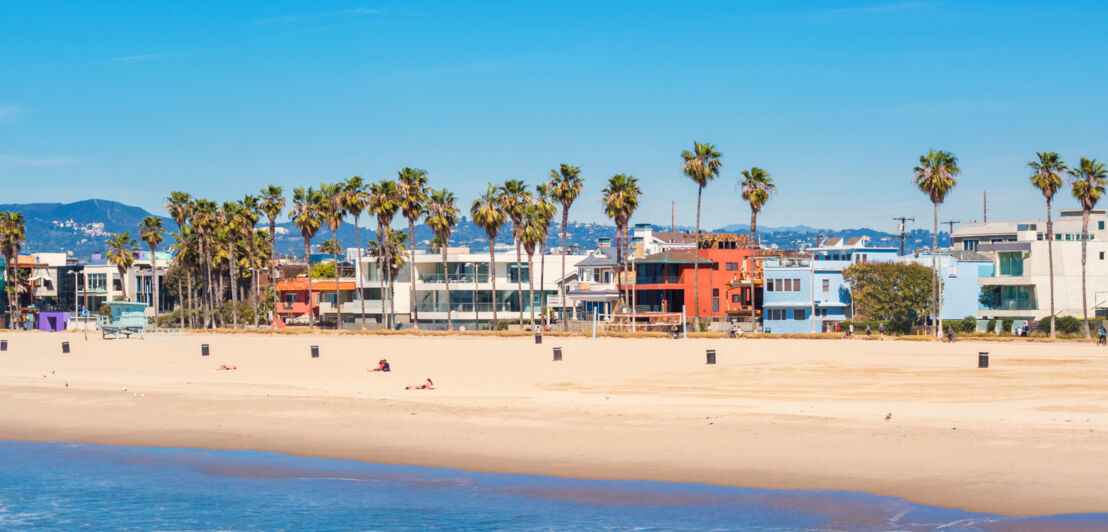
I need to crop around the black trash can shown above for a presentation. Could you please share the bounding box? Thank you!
[311,345,319,358]
[553,347,562,361]
[535,331,542,344]
[201,344,209,357]
[1,339,6,352]
[978,351,988,369]
[706,349,716,365]
[62,341,70,354]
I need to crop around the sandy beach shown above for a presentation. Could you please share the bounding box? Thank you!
[0,330,1104,516]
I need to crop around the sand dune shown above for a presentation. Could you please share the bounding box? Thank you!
[0,330,1105,516]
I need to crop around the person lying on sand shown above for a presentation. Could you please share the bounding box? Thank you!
[406,378,434,390]
[216,364,237,371]
[370,359,391,372]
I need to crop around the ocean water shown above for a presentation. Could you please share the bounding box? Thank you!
[0,441,1103,531]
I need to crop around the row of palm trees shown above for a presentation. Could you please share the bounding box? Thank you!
[914,150,1106,339]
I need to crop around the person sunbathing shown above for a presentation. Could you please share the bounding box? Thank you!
[216,364,237,371]
[406,378,433,390]
[370,359,391,372]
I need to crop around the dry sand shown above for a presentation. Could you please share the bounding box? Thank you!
[0,330,1105,516]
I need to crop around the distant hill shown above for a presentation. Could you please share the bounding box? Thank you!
[0,199,949,259]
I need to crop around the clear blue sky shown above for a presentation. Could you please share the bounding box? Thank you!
[3,1,1108,232]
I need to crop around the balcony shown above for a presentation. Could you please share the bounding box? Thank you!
[419,273,490,284]
[635,275,681,285]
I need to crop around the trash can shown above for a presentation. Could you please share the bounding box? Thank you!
[311,345,319,358]
[706,349,716,365]
[978,351,988,369]
[201,344,209,357]
[553,347,562,361]
[535,331,542,344]
[0,339,6,351]
[62,341,70,354]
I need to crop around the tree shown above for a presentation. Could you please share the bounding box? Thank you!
[221,202,245,328]
[913,149,960,337]
[369,228,408,323]
[169,225,198,328]
[369,179,401,328]
[237,195,262,327]
[1068,157,1107,339]
[0,211,27,327]
[106,233,138,302]
[602,173,642,315]
[426,188,459,330]
[398,167,429,328]
[681,141,722,330]
[1029,152,1067,338]
[739,167,776,246]
[340,177,370,329]
[258,185,285,329]
[843,262,935,324]
[471,183,507,327]
[290,187,323,328]
[547,163,583,330]
[499,179,532,324]
[520,203,548,330]
[320,182,347,329]
[165,192,192,328]
[533,185,557,327]
[139,216,165,317]
[190,199,219,328]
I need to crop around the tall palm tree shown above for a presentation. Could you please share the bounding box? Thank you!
[533,185,557,328]
[471,183,507,328]
[548,164,583,330]
[499,179,532,324]
[258,185,285,329]
[221,202,245,328]
[320,182,347,329]
[681,142,722,330]
[398,167,429,328]
[169,225,199,328]
[165,192,192,328]
[602,174,643,315]
[106,233,138,302]
[426,188,459,330]
[340,177,370,329]
[190,199,218,328]
[368,228,408,321]
[1068,157,1107,339]
[290,187,323,328]
[1029,152,1068,338]
[520,203,548,330]
[0,211,27,327]
[739,167,776,247]
[913,149,961,337]
[369,179,401,329]
[237,195,262,327]
[139,216,165,318]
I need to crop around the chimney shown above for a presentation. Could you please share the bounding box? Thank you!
[597,237,611,248]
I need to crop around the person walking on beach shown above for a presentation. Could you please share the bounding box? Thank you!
[729,321,738,339]
[878,323,886,340]
[946,325,956,343]
[865,325,871,337]
[847,323,854,339]
[1098,325,1106,346]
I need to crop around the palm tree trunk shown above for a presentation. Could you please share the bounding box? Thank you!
[694,185,703,330]
[560,212,569,331]
[333,228,342,330]
[354,215,366,330]
[376,225,385,329]
[229,240,239,328]
[750,210,757,248]
[516,240,524,326]
[250,237,259,328]
[269,219,278,331]
[176,266,184,329]
[527,252,536,330]
[186,269,194,329]
[489,236,498,327]
[932,203,939,337]
[1082,209,1090,338]
[150,248,159,321]
[443,245,452,331]
[304,238,314,329]
[204,238,214,328]
[539,241,547,329]
[409,220,418,328]
[385,233,394,330]
[1047,199,1055,338]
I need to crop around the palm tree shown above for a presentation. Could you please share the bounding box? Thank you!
[139,216,165,319]
[397,168,429,328]
[258,185,285,329]
[1029,152,1068,338]
[681,142,722,330]
[739,167,776,247]
[499,179,532,324]
[220,202,245,328]
[0,211,27,327]
[320,182,347,329]
[169,225,198,328]
[913,149,961,337]
[369,228,408,320]
[471,183,507,328]
[340,177,370,329]
[237,195,262,327]
[602,174,643,316]
[1068,157,1107,339]
[520,204,547,330]
[190,199,218,328]
[165,192,192,328]
[369,180,401,329]
[426,188,459,330]
[533,185,557,328]
[548,164,583,330]
[290,187,323,328]
[106,233,138,302]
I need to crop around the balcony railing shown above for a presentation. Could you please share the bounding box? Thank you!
[419,273,490,284]
[635,275,681,284]
[415,303,526,313]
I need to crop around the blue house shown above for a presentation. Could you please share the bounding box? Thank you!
[762,237,898,334]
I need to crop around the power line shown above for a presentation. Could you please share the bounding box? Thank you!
[940,219,961,248]
[892,217,915,255]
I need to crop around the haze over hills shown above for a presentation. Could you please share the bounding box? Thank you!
[0,199,950,259]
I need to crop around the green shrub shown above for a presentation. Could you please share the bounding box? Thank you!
[957,316,977,333]
[1038,316,1083,335]
[986,319,996,333]
[1001,317,1014,333]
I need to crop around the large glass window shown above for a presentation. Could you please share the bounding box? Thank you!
[997,252,1024,276]
[507,263,531,283]
[979,285,1037,311]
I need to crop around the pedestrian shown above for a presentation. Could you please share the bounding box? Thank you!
[848,323,854,338]
[729,321,738,339]
[946,325,956,343]
[865,325,871,336]
[878,323,886,340]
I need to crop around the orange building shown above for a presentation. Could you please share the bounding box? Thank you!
[275,277,357,325]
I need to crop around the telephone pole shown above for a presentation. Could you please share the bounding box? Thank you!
[983,191,987,223]
[670,200,675,232]
[892,217,915,255]
[941,219,961,248]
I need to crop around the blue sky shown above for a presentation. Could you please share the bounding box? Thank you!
[3,1,1108,232]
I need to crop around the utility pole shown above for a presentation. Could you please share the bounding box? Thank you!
[941,219,961,246]
[671,201,675,233]
[892,217,915,255]
[983,191,988,223]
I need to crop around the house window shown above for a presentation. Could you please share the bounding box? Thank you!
[731,294,741,303]
[964,240,977,251]
[712,298,719,312]
[284,293,297,304]
[793,309,805,320]
[822,279,830,292]
[1100,221,1105,230]
[712,288,719,297]
[767,280,774,292]
[792,279,800,291]
[1101,252,1105,260]
[726,262,738,271]
[775,279,784,292]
